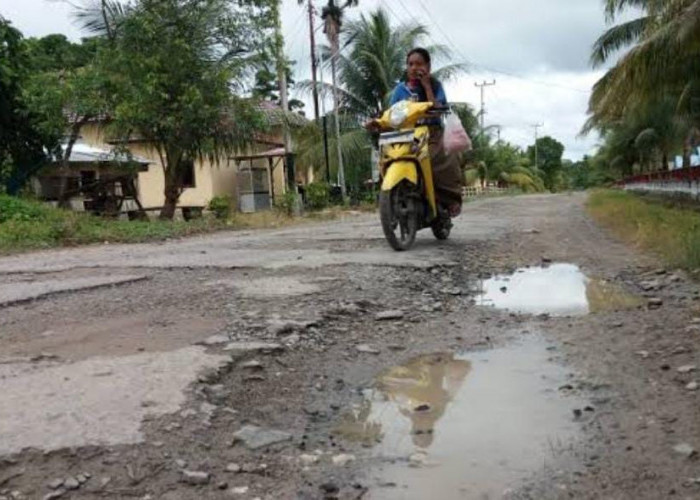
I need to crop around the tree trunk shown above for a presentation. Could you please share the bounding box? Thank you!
[683,133,693,168]
[662,151,669,171]
[159,150,183,220]
[57,119,88,209]
[160,184,179,220]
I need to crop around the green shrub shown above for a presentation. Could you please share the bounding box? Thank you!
[305,182,331,210]
[208,195,231,220]
[276,190,299,216]
[0,195,50,223]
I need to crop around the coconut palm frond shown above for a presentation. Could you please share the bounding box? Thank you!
[432,63,470,82]
[295,79,368,116]
[296,126,371,180]
[590,16,651,67]
[73,0,130,40]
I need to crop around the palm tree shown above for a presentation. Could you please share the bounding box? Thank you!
[334,9,462,118]
[589,0,652,68]
[585,0,700,173]
[72,0,131,41]
[587,0,700,127]
[321,0,358,198]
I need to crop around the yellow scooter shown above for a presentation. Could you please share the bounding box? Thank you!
[372,100,452,251]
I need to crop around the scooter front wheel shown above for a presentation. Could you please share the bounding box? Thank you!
[379,182,418,251]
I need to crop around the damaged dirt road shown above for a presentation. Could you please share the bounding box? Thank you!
[0,193,699,500]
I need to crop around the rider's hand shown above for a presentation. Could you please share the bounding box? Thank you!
[418,70,432,91]
[364,119,380,132]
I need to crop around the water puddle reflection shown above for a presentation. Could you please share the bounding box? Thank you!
[476,263,641,317]
[335,337,583,499]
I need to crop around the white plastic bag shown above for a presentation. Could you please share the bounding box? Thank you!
[443,113,472,154]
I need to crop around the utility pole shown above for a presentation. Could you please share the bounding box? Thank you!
[318,51,331,184]
[307,0,320,121]
[306,0,330,183]
[273,0,299,209]
[331,50,346,199]
[475,80,496,187]
[532,123,544,169]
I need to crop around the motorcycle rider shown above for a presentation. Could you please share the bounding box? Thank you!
[370,47,464,217]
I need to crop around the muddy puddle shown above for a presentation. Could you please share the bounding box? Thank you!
[335,337,583,499]
[476,263,641,317]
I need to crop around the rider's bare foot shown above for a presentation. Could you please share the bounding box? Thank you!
[449,204,461,217]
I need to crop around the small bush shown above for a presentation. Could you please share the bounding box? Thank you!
[0,194,227,254]
[276,190,299,216]
[0,195,50,223]
[208,196,232,220]
[305,182,331,210]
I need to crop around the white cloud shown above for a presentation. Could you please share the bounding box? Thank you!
[446,70,604,160]
[3,0,618,159]
[0,0,83,40]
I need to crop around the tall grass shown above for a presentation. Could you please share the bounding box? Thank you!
[587,190,700,270]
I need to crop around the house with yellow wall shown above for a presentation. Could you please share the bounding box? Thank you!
[41,103,309,215]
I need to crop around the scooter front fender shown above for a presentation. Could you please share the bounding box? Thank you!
[381,161,418,191]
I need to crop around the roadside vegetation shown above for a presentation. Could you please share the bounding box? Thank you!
[0,193,370,255]
[0,0,580,256]
[579,0,700,182]
[587,190,700,271]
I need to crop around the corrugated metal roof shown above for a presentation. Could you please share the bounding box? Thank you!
[58,143,151,165]
[232,147,287,161]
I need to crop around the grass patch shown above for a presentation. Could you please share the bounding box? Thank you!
[0,195,377,255]
[587,189,700,270]
[0,195,227,254]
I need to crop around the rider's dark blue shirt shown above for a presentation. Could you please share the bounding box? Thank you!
[389,80,447,126]
[389,80,447,106]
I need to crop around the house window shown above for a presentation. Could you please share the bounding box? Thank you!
[38,176,80,200]
[80,170,96,188]
[180,160,196,188]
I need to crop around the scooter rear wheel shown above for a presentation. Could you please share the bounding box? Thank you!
[431,219,451,240]
[379,182,418,251]
[431,207,453,240]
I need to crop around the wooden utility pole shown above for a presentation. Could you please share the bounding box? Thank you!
[306,0,330,183]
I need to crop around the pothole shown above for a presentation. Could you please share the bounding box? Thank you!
[335,336,584,498]
[206,276,321,298]
[0,274,148,307]
[476,263,642,316]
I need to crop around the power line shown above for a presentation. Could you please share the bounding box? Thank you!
[405,0,590,94]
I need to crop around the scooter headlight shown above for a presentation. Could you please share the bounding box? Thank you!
[389,101,410,128]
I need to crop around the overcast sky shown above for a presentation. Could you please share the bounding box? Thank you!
[0,0,626,160]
